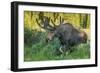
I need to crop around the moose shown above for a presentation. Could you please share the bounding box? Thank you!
[36,15,87,55]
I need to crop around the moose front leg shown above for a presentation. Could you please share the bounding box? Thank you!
[58,45,69,56]
[54,45,66,56]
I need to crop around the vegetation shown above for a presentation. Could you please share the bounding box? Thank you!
[24,11,90,61]
[24,29,90,61]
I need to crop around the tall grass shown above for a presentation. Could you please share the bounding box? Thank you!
[24,29,90,61]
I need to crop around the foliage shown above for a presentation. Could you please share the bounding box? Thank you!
[24,11,90,30]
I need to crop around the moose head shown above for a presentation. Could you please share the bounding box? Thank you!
[36,15,64,42]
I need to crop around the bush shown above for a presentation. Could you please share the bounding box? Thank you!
[24,27,45,46]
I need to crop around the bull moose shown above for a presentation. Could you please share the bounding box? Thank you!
[36,16,87,55]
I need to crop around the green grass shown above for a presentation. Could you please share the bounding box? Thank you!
[24,31,90,62]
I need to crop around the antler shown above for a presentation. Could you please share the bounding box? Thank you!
[36,12,55,31]
[51,16,64,26]
[51,19,56,27]
[60,16,64,24]
[36,12,64,31]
